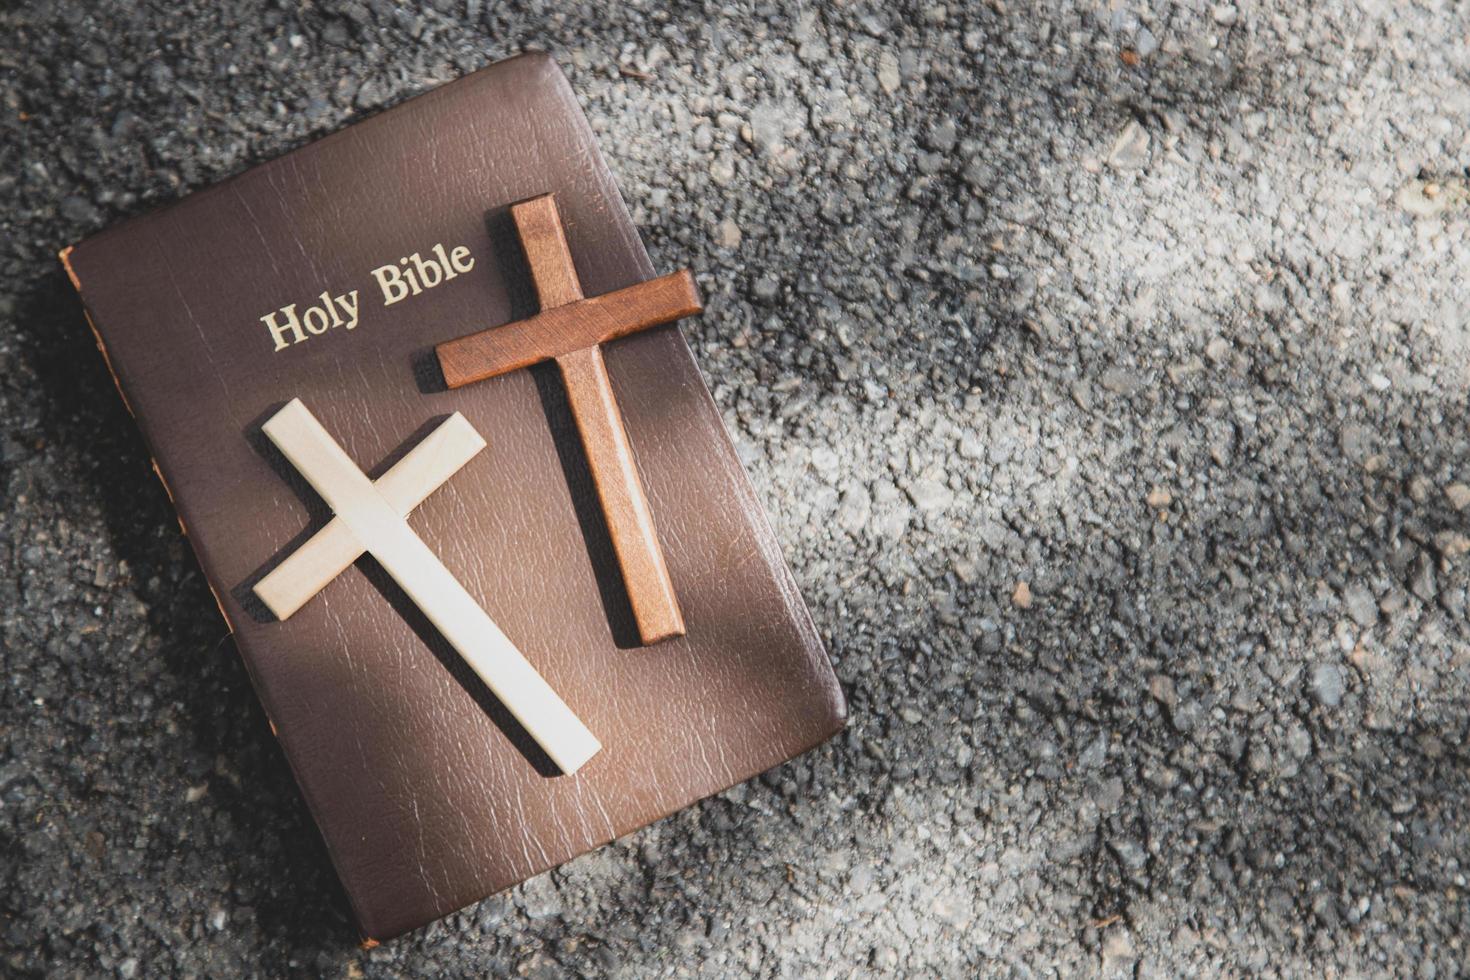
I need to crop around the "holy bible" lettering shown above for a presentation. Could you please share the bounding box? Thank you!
[260,241,475,352]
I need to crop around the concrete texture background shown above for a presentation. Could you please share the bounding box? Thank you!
[3,1,1470,975]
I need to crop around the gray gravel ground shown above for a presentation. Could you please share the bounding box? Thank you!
[4,1,1470,976]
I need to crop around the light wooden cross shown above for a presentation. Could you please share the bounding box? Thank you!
[252,398,601,775]
[435,194,702,646]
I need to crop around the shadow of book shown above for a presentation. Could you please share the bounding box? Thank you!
[13,270,363,951]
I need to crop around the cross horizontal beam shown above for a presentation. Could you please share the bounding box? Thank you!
[435,270,701,388]
[254,413,485,620]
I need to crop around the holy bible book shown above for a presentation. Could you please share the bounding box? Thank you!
[61,53,845,940]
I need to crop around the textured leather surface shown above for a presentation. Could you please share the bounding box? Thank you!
[63,54,845,940]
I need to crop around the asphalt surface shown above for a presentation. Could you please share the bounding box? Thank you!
[3,1,1470,976]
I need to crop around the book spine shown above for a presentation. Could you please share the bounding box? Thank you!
[57,245,238,636]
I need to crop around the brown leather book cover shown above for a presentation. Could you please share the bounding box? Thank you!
[60,53,845,940]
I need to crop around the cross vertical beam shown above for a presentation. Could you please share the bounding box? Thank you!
[435,194,701,645]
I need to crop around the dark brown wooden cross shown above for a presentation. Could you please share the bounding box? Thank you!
[435,194,702,645]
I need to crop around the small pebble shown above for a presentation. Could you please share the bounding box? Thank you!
[717,218,742,249]
[1341,583,1379,627]
[1107,120,1151,170]
[1311,663,1346,708]
[876,51,901,94]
